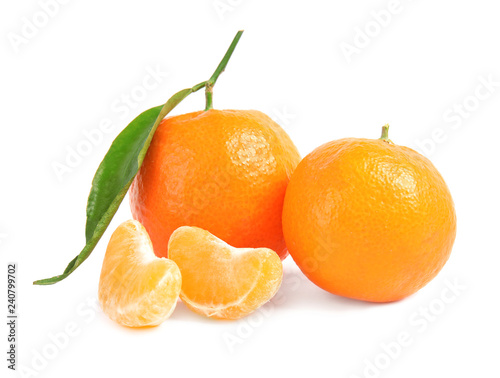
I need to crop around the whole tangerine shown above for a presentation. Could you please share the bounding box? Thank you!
[282,125,457,302]
[130,109,300,259]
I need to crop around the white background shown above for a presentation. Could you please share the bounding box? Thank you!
[1,0,499,377]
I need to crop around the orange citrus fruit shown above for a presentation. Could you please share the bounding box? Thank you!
[168,226,283,319]
[282,126,457,302]
[98,219,182,327]
[129,109,300,260]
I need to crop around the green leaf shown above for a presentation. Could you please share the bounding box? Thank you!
[34,30,245,286]
[34,83,206,285]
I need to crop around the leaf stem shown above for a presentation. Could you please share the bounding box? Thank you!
[192,81,208,93]
[205,30,244,110]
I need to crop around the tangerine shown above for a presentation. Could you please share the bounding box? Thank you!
[130,109,300,259]
[282,126,457,302]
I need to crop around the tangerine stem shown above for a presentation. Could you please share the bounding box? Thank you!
[205,30,244,111]
[205,83,213,111]
[380,124,393,143]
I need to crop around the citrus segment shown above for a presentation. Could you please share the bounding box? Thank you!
[168,226,283,319]
[98,220,181,327]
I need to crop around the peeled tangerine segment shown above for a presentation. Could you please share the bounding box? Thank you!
[168,226,283,320]
[98,220,181,327]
